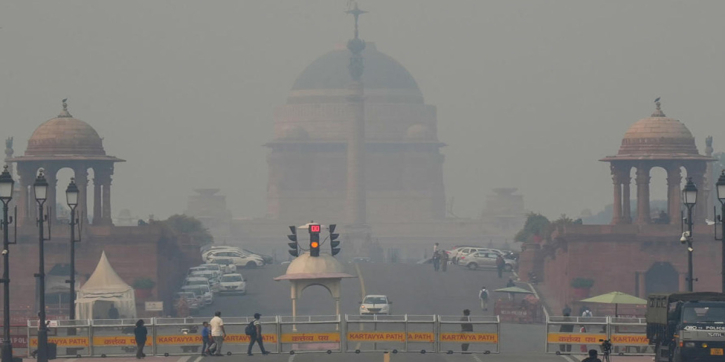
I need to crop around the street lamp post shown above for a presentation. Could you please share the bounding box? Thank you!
[34,169,50,362]
[65,178,80,321]
[682,177,698,292]
[715,171,725,293]
[0,166,15,362]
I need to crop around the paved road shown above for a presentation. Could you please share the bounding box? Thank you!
[176,262,650,362]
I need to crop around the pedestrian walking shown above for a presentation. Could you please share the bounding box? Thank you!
[495,255,505,279]
[559,313,573,353]
[432,250,440,271]
[582,349,602,362]
[440,250,449,272]
[134,319,147,359]
[479,287,489,311]
[247,313,269,356]
[433,242,439,254]
[579,325,588,353]
[210,311,226,356]
[201,321,210,356]
[460,309,473,353]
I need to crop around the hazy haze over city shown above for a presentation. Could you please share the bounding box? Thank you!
[1,0,724,221]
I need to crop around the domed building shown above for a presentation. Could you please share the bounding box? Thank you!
[9,101,124,226]
[600,101,712,224]
[265,43,445,223]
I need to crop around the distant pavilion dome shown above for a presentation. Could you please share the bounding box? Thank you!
[25,103,105,157]
[612,102,701,159]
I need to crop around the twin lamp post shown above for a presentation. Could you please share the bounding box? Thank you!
[0,166,80,362]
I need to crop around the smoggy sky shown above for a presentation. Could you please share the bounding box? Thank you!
[1,1,724,221]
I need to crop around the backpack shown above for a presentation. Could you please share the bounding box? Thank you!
[479,289,489,300]
[245,321,256,336]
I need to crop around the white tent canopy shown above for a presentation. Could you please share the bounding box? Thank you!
[75,251,136,320]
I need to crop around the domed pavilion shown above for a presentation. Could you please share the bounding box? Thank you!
[266,43,445,224]
[600,101,712,225]
[9,100,124,226]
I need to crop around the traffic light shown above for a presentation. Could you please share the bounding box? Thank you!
[287,225,299,257]
[329,224,340,256]
[309,223,321,257]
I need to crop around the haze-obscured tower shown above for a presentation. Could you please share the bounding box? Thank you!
[266,4,445,225]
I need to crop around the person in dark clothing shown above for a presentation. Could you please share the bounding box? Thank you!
[247,313,269,356]
[108,304,119,319]
[581,349,602,362]
[201,321,210,356]
[134,319,147,359]
[562,304,572,316]
[460,309,473,353]
[559,313,574,353]
[432,251,440,271]
[440,251,449,272]
[495,255,505,278]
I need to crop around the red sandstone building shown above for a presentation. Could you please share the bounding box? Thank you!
[3,102,201,318]
[520,102,722,313]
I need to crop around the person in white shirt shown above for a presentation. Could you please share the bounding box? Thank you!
[209,311,226,356]
[479,287,489,311]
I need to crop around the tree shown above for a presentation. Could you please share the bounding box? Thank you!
[514,213,550,243]
[157,214,213,244]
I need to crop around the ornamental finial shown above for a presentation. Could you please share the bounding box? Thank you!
[346,1,367,81]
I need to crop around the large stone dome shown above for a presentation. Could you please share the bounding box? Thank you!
[616,105,699,157]
[25,107,105,157]
[290,43,422,95]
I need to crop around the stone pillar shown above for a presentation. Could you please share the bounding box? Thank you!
[102,178,112,225]
[345,81,366,227]
[690,166,707,225]
[636,165,651,224]
[611,165,622,224]
[622,171,632,223]
[637,272,646,298]
[667,166,682,225]
[73,166,89,225]
[93,177,102,224]
[15,164,34,227]
[44,166,57,219]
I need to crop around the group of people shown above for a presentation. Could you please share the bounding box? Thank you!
[200,311,269,356]
[559,304,600,361]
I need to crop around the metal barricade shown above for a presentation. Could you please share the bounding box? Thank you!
[279,315,341,354]
[437,315,500,354]
[345,314,408,353]
[608,317,652,355]
[90,318,153,357]
[27,319,91,358]
[545,316,608,354]
[405,315,437,354]
[154,317,206,356]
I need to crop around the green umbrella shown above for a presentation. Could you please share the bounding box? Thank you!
[494,286,535,294]
[579,291,646,317]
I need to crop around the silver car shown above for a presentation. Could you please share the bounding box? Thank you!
[459,251,517,271]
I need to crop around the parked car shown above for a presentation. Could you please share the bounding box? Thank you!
[198,264,223,273]
[207,252,264,269]
[208,258,237,274]
[174,291,202,311]
[202,246,242,260]
[449,247,488,264]
[181,284,213,305]
[242,249,274,265]
[359,295,392,315]
[459,251,517,271]
[189,270,221,292]
[218,273,246,295]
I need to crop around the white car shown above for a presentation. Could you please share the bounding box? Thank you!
[207,260,236,274]
[207,252,264,269]
[189,270,222,292]
[182,284,213,305]
[359,295,392,315]
[218,273,246,295]
[450,247,498,264]
[202,246,242,260]
[459,251,517,271]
